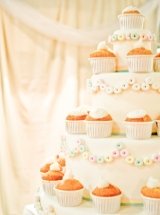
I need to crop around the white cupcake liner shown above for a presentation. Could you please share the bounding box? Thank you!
[156,120,160,137]
[85,121,113,138]
[54,188,84,207]
[65,120,86,134]
[127,55,154,73]
[91,193,122,214]
[118,14,144,30]
[89,57,116,74]
[154,58,160,72]
[141,195,160,215]
[42,179,61,196]
[124,121,153,140]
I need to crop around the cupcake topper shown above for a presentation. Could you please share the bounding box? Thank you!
[50,161,61,171]
[97,177,110,188]
[89,108,108,119]
[68,105,89,116]
[126,109,147,118]
[97,41,112,52]
[63,170,74,180]
[147,177,160,188]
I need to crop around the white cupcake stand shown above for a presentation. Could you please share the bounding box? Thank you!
[23,189,145,215]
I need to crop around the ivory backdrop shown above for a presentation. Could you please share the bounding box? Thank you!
[0,0,159,214]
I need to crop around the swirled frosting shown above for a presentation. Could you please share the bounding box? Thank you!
[146,177,160,188]
[89,108,108,119]
[126,109,147,119]
[63,170,74,180]
[97,177,110,188]
[50,162,61,171]
[97,41,109,50]
[68,105,89,116]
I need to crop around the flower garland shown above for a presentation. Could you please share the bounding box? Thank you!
[109,32,155,42]
[68,139,160,168]
[87,76,160,95]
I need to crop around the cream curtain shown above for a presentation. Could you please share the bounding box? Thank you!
[0,0,159,214]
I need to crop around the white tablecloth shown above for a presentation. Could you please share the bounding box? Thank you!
[23,203,145,215]
[23,204,38,215]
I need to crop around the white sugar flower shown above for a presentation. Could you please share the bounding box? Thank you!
[127,77,135,85]
[132,83,140,91]
[113,86,122,94]
[105,86,113,94]
[144,76,153,85]
[141,83,150,91]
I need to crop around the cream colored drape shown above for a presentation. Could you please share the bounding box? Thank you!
[0,0,159,214]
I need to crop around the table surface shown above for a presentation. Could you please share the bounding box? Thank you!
[23,202,146,215]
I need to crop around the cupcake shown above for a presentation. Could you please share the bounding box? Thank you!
[127,47,154,73]
[91,178,122,214]
[89,41,116,74]
[141,177,160,215]
[41,161,64,195]
[65,105,89,134]
[154,53,160,72]
[54,171,84,207]
[85,108,113,138]
[156,115,160,137]
[118,6,145,30]
[124,109,153,139]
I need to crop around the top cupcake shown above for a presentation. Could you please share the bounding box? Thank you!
[121,5,142,15]
[118,6,145,30]
[90,41,116,58]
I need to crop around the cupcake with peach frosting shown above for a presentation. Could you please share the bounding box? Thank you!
[91,178,122,214]
[41,161,64,196]
[127,47,153,73]
[124,109,153,139]
[56,171,83,191]
[65,105,90,134]
[40,154,65,175]
[154,53,160,72]
[141,177,160,215]
[89,41,116,74]
[54,170,84,207]
[118,6,145,30]
[85,108,113,138]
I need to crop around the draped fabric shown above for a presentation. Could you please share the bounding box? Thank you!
[0,0,159,214]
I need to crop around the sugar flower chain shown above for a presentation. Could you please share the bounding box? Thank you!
[109,32,155,42]
[87,77,160,95]
[68,139,160,168]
